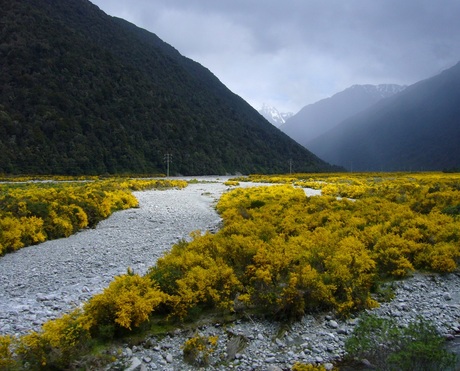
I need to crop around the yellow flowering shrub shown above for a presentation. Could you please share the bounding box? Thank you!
[292,363,329,371]
[415,242,460,273]
[150,232,242,318]
[82,272,167,335]
[182,334,218,366]
[224,180,240,186]
[40,309,88,355]
[19,216,47,247]
[0,335,15,369]
[208,174,459,316]
[8,309,90,369]
[373,234,416,277]
[3,172,460,368]
[0,216,23,254]
[324,236,377,314]
[0,178,187,256]
[16,331,47,369]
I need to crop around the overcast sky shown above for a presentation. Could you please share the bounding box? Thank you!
[90,0,460,113]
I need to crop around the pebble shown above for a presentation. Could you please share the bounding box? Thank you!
[125,357,143,371]
[328,320,339,329]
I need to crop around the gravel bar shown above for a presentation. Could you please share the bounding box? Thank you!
[0,178,459,371]
[0,177,231,336]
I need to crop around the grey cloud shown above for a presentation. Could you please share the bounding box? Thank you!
[90,0,460,112]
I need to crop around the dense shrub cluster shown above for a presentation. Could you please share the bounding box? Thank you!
[241,172,460,276]
[82,270,167,337]
[0,178,187,255]
[149,172,459,319]
[1,173,458,369]
[345,314,457,370]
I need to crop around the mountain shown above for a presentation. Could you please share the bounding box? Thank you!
[280,84,406,145]
[258,104,293,127]
[307,62,460,171]
[0,0,337,175]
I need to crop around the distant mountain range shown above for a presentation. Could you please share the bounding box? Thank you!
[280,84,406,145]
[0,0,338,175]
[307,62,460,171]
[258,104,293,127]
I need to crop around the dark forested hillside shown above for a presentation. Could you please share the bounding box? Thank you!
[0,0,336,175]
[307,62,460,172]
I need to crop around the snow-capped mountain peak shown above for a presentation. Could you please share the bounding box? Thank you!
[259,104,293,127]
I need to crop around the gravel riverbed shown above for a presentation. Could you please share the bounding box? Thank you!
[0,177,459,370]
[0,178,229,336]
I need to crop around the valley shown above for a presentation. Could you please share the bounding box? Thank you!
[1,0,460,369]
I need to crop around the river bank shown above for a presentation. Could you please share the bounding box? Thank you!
[0,177,458,370]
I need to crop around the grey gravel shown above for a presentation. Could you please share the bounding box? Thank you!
[107,272,460,370]
[0,177,459,370]
[0,177,230,336]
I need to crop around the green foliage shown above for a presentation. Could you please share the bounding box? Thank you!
[345,314,457,371]
[442,203,460,216]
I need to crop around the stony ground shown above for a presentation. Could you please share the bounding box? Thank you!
[0,177,228,336]
[0,177,459,370]
[107,271,460,371]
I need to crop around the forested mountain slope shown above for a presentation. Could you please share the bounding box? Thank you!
[0,0,336,175]
[307,62,460,171]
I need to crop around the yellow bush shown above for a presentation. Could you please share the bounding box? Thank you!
[208,176,460,317]
[325,236,376,314]
[182,334,218,366]
[11,309,90,369]
[172,261,241,318]
[0,335,15,369]
[150,232,242,318]
[224,180,240,186]
[41,309,88,351]
[82,273,166,335]
[47,209,74,238]
[373,234,416,277]
[292,362,328,370]
[0,178,187,256]
[0,216,23,254]
[415,242,460,273]
[5,172,460,367]
[16,331,47,369]
[20,216,46,246]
